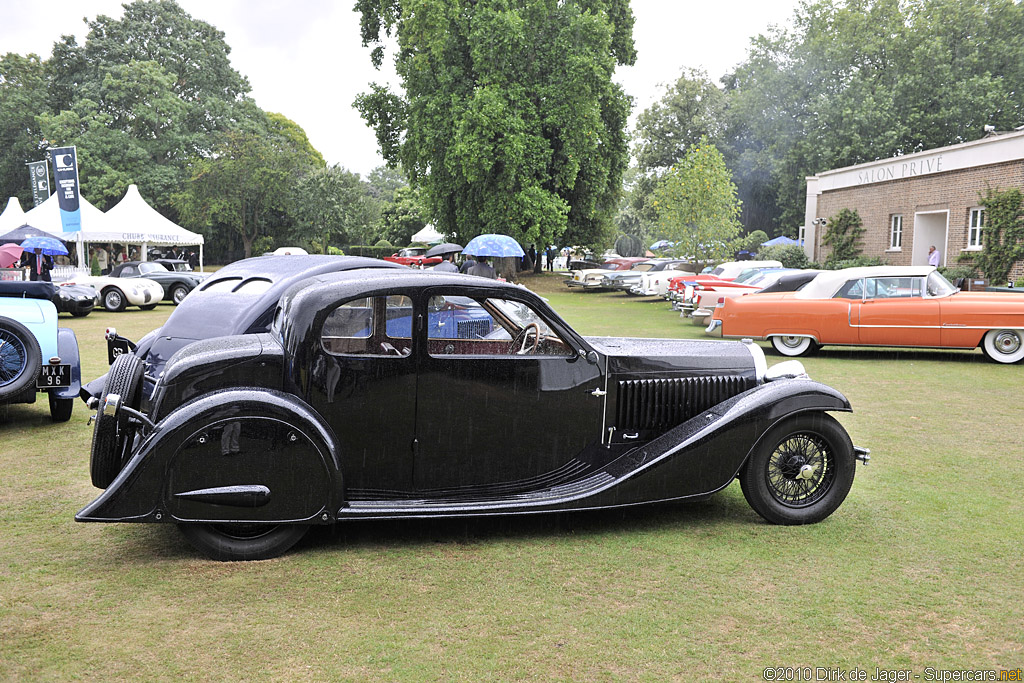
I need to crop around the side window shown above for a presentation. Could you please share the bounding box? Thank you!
[427,295,572,357]
[867,277,921,299]
[121,266,137,277]
[321,295,413,356]
[834,279,864,299]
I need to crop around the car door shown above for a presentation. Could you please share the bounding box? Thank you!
[306,294,417,495]
[413,288,605,494]
[853,276,940,346]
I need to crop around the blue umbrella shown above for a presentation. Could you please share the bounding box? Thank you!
[649,239,673,251]
[462,234,525,258]
[761,235,799,247]
[20,235,69,256]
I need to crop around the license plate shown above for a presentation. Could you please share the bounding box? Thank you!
[38,364,72,388]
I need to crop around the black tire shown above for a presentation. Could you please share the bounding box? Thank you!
[0,317,41,402]
[70,310,91,318]
[740,413,855,525]
[178,523,309,561]
[170,284,190,305]
[102,288,127,312]
[139,303,158,310]
[90,353,145,488]
[48,392,74,422]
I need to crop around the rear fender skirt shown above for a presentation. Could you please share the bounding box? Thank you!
[75,388,341,524]
[587,379,851,507]
[52,327,82,399]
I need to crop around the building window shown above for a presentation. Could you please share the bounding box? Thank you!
[968,208,985,249]
[889,215,903,250]
[798,224,806,245]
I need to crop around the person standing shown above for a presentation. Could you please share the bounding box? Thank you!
[928,245,941,266]
[467,255,496,279]
[21,248,53,282]
[459,256,477,274]
[546,246,554,271]
[95,245,109,274]
[433,253,459,272]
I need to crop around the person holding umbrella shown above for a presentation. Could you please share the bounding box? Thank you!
[425,242,463,272]
[467,255,496,279]
[18,235,67,282]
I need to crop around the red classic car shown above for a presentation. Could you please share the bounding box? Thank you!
[706,266,1024,364]
[384,247,442,268]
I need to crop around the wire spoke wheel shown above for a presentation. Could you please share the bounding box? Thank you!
[0,328,27,386]
[765,433,835,507]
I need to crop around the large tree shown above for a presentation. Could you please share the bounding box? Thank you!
[652,139,742,264]
[37,0,252,211]
[723,0,1024,231]
[173,113,323,258]
[290,165,381,252]
[0,54,49,209]
[355,0,635,252]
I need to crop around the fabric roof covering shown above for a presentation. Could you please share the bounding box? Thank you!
[411,224,444,243]
[22,191,110,237]
[0,197,54,236]
[65,184,203,246]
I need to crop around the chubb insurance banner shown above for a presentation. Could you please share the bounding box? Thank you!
[49,146,81,232]
[27,160,50,207]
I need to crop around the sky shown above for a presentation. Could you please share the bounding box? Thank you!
[1,0,801,177]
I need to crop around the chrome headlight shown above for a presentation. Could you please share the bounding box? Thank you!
[765,360,810,381]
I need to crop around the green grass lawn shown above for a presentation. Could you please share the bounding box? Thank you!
[2,275,1022,680]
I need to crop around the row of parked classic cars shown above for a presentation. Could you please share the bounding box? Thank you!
[564,255,1024,364]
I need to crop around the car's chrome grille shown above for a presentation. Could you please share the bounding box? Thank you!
[616,376,754,431]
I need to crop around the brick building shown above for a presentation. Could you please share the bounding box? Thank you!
[802,126,1024,282]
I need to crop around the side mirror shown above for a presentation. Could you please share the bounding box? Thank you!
[586,350,599,365]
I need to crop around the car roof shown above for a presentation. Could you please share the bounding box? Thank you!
[160,255,407,337]
[0,281,57,300]
[795,266,936,299]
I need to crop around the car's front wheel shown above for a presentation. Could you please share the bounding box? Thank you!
[102,288,126,312]
[139,303,158,311]
[0,317,41,401]
[981,329,1024,364]
[770,335,818,357]
[178,523,309,561]
[740,413,855,525]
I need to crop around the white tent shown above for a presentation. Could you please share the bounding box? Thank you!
[411,223,444,243]
[0,197,27,234]
[23,192,111,265]
[99,185,204,268]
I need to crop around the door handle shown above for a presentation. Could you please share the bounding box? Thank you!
[590,388,606,397]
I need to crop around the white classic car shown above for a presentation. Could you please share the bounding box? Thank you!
[66,274,165,312]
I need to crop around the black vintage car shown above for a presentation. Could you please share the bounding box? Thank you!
[53,283,99,317]
[78,268,869,560]
[108,260,203,305]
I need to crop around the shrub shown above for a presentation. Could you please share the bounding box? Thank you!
[374,238,393,248]
[757,244,810,268]
[825,255,885,270]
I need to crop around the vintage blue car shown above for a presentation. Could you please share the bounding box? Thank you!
[0,282,81,421]
[79,268,869,561]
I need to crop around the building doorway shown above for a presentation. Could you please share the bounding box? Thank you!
[912,210,949,266]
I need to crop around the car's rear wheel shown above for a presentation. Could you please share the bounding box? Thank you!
[981,329,1024,364]
[770,335,818,357]
[170,284,189,305]
[102,288,126,312]
[0,317,41,401]
[90,353,144,488]
[178,523,309,561]
[139,303,158,310]
[740,413,855,525]
[48,392,74,422]
[70,309,91,318]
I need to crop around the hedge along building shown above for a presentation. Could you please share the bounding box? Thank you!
[802,126,1024,281]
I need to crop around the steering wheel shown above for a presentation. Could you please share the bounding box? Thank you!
[510,323,541,355]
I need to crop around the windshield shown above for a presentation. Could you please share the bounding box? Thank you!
[138,262,167,275]
[926,271,958,297]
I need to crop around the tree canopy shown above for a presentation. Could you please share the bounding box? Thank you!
[355,0,636,252]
